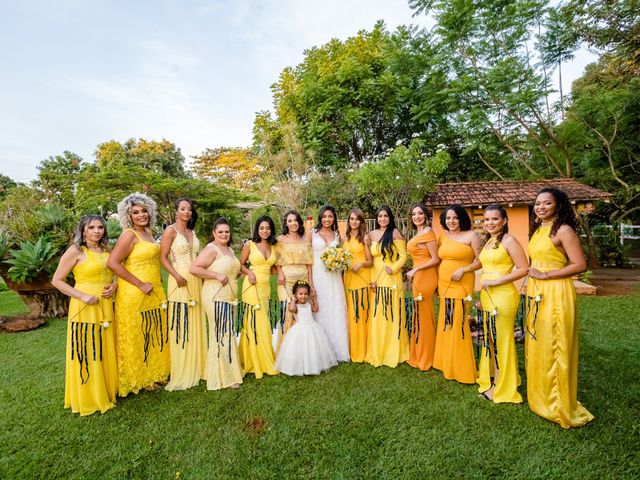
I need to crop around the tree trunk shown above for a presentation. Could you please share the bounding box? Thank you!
[575,212,599,268]
[0,269,68,318]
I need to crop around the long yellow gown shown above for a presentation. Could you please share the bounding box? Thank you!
[238,241,279,378]
[526,226,594,428]
[477,242,523,403]
[165,229,206,391]
[275,241,313,351]
[115,229,170,396]
[343,237,371,363]
[365,240,408,368]
[65,248,118,416]
[407,230,438,371]
[433,234,477,384]
[201,243,243,390]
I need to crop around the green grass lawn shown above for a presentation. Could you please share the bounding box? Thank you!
[1,291,639,478]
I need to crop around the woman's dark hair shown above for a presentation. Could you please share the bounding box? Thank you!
[375,205,398,261]
[210,217,233,246]
[252,216,277,245]
[440,204,472,231]
[175,197,198,230]
[409,203,431,229]
[484,204,509,248]
[292,279,311,295]
[530,187,579,238]
[315,205,338,232]
[282,210,305,237]
[72,215,109,251]
[346,208,367,244]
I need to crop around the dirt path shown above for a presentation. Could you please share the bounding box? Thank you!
[590,268,640,296]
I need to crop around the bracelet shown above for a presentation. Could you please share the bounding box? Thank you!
[463,265,470,273]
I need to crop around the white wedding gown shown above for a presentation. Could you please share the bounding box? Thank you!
[311,231,350,362]
[274,303,338,376]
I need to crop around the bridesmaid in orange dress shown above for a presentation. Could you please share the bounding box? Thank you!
[343,208,373,362]
[433,204,482,384]
[405,204,440,371]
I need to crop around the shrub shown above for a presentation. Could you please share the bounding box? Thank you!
[4,237,58,283]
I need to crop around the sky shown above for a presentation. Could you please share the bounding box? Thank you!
[0,0,596,183]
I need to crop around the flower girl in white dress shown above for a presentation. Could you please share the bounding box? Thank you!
[275,281,338,376]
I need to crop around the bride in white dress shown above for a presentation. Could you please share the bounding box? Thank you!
[310,206,350,362]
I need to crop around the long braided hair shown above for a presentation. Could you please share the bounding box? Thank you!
[484,204,509,248]
[530,187,579,238]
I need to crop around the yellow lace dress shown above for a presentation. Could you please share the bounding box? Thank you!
[343,237,371,363]
[65,248,118,416]
[433,234,477,384]
[365,240,408,368]
[477,241,523,403]
[238,242,279,378]
[275,241,313,351]
[115,229,170,396]
[202,243,243,390]
[526,226,594,428]
[165,229,206,391]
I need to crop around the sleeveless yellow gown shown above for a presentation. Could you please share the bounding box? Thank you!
[201,243,243,390]
[365,240,408,368]
[526,226,594,428]
[407,230,438,371]
[343,237,371,363]
[65,248,118,415]
[165,230,206,390]
[115,229,170,396]
[433,234,477,384]
[238,242,279,378]
[275,241,313,351]
[477,242,523,403]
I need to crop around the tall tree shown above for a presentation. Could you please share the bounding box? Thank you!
[191,147,263,190]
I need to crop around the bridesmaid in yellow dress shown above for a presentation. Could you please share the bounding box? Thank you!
[433,205,482,384]
[343,208,372,362]
[108,193,170,395]
[52,215,118,416]
[405,204,440,371]
[477,205,527,403]
[238,216,279,379]
[526,187,594,428]
[190,218,243,390]
[366,205,409,368]
[275,210,313,351]
[160,198,206,391]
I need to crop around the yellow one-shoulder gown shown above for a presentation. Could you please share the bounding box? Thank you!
[343,237,371,362]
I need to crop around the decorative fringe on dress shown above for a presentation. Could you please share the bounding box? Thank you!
[239,302,258,344]
[140,307,167,364]
[70,322,104,384]
[349,287,369,324]
[404,296,420,343]
[373,287,403,339]
[213,300,237,363]
[521,294,542,341]
[169,301,190,349]
[269,299,288,332]
[441,297,468,339]
[479,309,499,370]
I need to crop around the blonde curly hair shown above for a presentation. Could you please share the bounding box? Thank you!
[117,192,158,232]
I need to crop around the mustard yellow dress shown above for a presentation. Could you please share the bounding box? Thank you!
[65,248,118,416]
[407,230,438,371]
[202,243,243,390]
[115,229,170,396]
[275,241,313,351]
[477,241,523,403]
[238,242,279,378]
[365,239,408,368]
[343,237,371,363]
[433,234,477,384]
[525,226,594,428]
[165,229,206,391]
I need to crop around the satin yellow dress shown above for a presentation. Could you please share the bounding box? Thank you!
[433,234,476,384]
[115,229,170,396]
[365,239,408,368]
[165,229,206,391]
[343,237,371,363]
[238,242,279,378]
[526,226,594,428]
[407,229,438,371]
[477,241,523,403]
[275,241,313,351]
[65,248,118,416]
[202,243,243,390]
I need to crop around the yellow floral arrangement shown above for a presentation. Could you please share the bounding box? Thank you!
[320,246,352,272]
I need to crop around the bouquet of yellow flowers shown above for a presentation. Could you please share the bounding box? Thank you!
[320,246,352,272]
